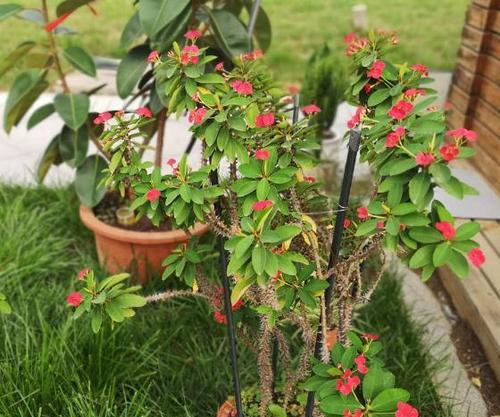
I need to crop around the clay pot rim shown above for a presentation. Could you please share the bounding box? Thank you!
[79,205,209,245]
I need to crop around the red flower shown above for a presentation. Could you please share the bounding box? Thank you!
[147,50,160,63]
[343,410,363,417]
[344,219,352,228]
[443,101,453,111]
[468,248,485,268]
[215,62,224,71]
[167,158,177,167]
[363,83,374,94]
[231,80,253,96]
[254,149,270,160]
[77,268,91,280]
[411,64,429,77]
[404,88,426,98]
[388,101,413,120]
[242,49,263,61]
[93,112,112,125]
[354,354,369,374]
[385,126,405,148]
[67,291,84,307]
[446,128,477,142]
[396,402,419,417]
[344,32,357,44]
[188,107,207,125]
[252,200,274,211]
[181,45,200,65]
[184,29,202,41]
[45,11,73,32]
[146,188,161,202]
[304,176,316,183]
[367,60,385,79]
[362,332,379,341]
[136,107,153,118]
[415,152,435,167]
[232,299,245,311]
[347,107,365,129]
[288,85,300,95]
[346,36,369,56]
[435,221,456,240]
[439,144,459,162]
[357,207,369,220]
[302,104,322,115]
[255,112,275,128]
[376,221,385,230]
[213,311,227,324]
[336,369,361,395]
[114,110,124,118]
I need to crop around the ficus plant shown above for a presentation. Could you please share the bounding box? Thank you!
[0,0,271,207]
[66,30,485,417]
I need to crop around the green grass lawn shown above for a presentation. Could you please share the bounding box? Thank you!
[0,0,468,88]
[0,184,453,416]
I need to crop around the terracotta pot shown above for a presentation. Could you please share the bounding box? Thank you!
[217,400,236,417]
[79,205,209,283]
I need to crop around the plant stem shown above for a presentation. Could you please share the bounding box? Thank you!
[154,109,167,167]
[41,0,70,93]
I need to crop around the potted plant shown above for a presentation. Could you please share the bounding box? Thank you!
[1,0,272,281]
[68,30,485,416]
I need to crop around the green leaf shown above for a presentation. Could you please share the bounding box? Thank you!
[367,88,390,106]
[0,4,22,21]
[448,250,469,279]
[439,176,464,199]
[59,124,88,167]
[208,9,250,59]
[235,235,254,258]
[363,365,386,401]
[105,301,124,322]
[391,203,416,216]
[386,217,400,236]
[75,155,107,207]
[341,346,357,369]
[56,0,92,16]
[27,103,55,130]
[355,219,378,236]
[197,73,226,84]
[91,310,102,333]
[114,294,147,308]
[63,46,96,77]
[252,244,267,275]
[4,70,48,133]
[0,41,36,78]
[409,172,430,207]
[120,12,142,49]
[139,0,190,38]
[409,244,434,268]
[252,6,272,51]
[433,242,452,267]
[268,404,287,417]
[274,225,301,241]
[116,44,149,98]
[36,134,62,183]
[371,388,410,412]
[410,117,445,134]
[231,276,255,305]
[399,213,430,226]
[54,93,89,130]
[429,163,451,183]
[454,221,480,241]
[320,395,362,415]
[408,227,443,243]
[389,158,417,175]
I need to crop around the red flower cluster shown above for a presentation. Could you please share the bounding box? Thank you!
[404,88,426,98]
[415,152,435,167]
[67,291,83,307]
[439,143,459,162]
[302,104,321,115]
[77,268,91,281]
[252,200,273,211]
[396,402,419,417]
[468,247,485,268]
[184,29,202,41]
[411,64,428,77]
[147,50,160,63]
[231,80,253,96]
[181,45,200,65]
[242,49,263,61]
[385,126,405,148]
[343,219,352,228]
[254,149,270,160]
[347,107,365,129]
[304,176,316,183]
[336,369,361,395]
[343,409,363,417]
[213,311,227,324]
[435,221,456,240]
[344,32,369,56]
[136,107,152,118]
[362,332,379,341]
[255,112,275,128]
[388,101,413,120]
[146,188,161,202]
[188,107,207,125]
[446,128,477,142]
[357,207,369,220]
[367,60,385,79]
[215,62,224,71]
[354,354,369,374]
[93,112,112,125]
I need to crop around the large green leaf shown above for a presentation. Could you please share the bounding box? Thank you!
[409,244,434,269]
[63,46,96,77]
[54,93,89,131]
[36,134,63,183]
[0,41,36,78]
[433,242,452,267]
[409,172,431,207]
[454,221,480,241]
[250,6,272,51]
[120,12,143,49]
[138,0,190,38]
[0,3,22,21]
[75,154,107,207]
[208,9,251,59]
[448,250,469,279]
[27,103,55,129]
[56,0,92,17]
[320,394,363,415]
[3,69,48,133]
[116,44,149,98]
[151,4,191,51]
[371,388,410,412]
[59,124,89,168]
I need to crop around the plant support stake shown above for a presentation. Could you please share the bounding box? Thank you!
[210,170,244,417]
[305,128,361,417]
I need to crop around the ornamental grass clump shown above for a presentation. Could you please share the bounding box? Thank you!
[66,29,485,417]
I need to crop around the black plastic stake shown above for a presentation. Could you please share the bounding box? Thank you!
[304,129,361,417]
[210,171,244,417]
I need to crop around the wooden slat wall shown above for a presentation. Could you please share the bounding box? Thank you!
[447,0,500,193]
